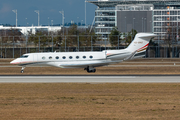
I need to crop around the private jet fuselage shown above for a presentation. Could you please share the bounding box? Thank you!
[10,33,157,73]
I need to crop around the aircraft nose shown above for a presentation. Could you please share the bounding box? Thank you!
[10,59,20,65]
[10,60,15,64]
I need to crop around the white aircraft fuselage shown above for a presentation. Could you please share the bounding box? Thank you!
[10,33,157,73]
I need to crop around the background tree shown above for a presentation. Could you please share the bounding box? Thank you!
[53,30,63,47]
[0,29,23,58]
[164,27,174,57]
[163,21,177,57]
[79,28,97,47]
[62,24,98,51]
[0,28,23,43]
[66,24,79,47]
[28,31,42,47]
[28,30,63,47]
[109,27,121,46]
[125,29,137,45]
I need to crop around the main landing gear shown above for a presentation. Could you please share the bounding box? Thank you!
[21,66,26,73]
[84,66,96,73]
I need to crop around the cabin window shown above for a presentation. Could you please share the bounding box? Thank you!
[42,56,46,60]
[76,56,79,59]
[62,56,66,59]
[83,56,86,59]
[20,55,29,58]
[90,56,93,59]
[56,56,59,59]
[49,56,52,59]
[69,56,73,59]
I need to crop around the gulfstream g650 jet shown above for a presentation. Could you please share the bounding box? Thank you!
[10,33,156,73]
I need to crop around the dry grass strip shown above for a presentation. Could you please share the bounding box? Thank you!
[0,83,180,119]
[0,66,180,75]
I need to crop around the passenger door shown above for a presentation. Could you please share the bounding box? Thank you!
[33,54,38,62]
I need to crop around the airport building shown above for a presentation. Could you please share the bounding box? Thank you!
[0,25,62,35]
[88,0,180,42]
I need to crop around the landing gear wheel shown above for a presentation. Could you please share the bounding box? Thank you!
[21,66,26,73]
[86,66,96,73]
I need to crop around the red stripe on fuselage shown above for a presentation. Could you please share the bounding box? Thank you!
[11,61,37,65]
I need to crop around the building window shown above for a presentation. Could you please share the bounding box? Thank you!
[162,11,169,15]
[62,56,66,59]
[42,56,45,60]
[56,56,59,59]
[90,56,93,59]
[95,11,115,16]
[154,17,162,21]
[69,56,73,59]
[170,11,177,15]
[154,11,161,15]
[49,56,52,59]
[154,22,161,26]
[95,17,115,21]
[83,56,86,59]
[76,56,79,59]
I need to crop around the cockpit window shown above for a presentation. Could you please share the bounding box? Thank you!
[20,55,29,58]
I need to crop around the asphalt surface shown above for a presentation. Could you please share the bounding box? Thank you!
[0,76,180,83]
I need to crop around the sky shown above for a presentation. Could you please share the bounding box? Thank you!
[0,0,97,26]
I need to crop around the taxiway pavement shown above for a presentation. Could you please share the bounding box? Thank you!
[0,76,179,83]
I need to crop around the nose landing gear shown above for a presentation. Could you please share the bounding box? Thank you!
[21,66,26,73]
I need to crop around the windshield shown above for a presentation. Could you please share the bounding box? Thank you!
[20,55,29,58]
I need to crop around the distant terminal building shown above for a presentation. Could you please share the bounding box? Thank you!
[0,23,87,36]
[88,0,180,42]
[0,25,62,35]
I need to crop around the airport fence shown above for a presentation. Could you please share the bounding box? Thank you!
[0,35,180,58]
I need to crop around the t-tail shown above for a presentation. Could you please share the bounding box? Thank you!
[126,33,157,59]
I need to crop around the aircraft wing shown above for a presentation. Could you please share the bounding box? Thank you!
[58,60,123,68]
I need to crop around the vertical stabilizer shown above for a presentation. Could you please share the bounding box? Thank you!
[126,33,156,58]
